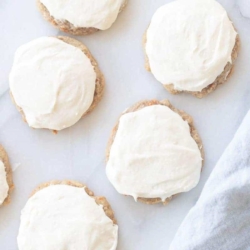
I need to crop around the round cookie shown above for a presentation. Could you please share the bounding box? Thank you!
[144,0,239,98]
[106,100,204,205]
[9,36,104,132]
[0,145,14,205]
[17,180,118,250]
[37,0,128,35]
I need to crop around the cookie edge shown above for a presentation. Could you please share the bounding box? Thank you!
[31,180,117,224]
[10,36,105,132]
[0,145,14,206]
[37,0,128,35]
[143,28,240,98]
[106,99,204,205]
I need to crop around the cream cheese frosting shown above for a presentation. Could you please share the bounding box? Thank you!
[17,185,118,250]
[0,160,9,205]
[9,37,96,130]
[106,105,202,201]
[40,0,125,30]
[145,0,237,92]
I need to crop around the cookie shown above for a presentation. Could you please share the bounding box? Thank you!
[0,145,14,205]
[18,180,118,250]
[144,0,239,98]
[37,0,127,35]
[10,36,104,131]
[106,100,204,205]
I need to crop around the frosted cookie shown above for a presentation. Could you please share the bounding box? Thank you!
[106,100,204,205]
[10,36,104,131]
[17,180,118,250]
[37,0,127,35]
[144,0,239,98]
[0,145,14,205]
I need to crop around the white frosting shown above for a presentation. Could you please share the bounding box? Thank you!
[40,0,125,30]
[146,0,237,92]
[0,160,9,205]
[106,105,202,201]
[17,185,118,250]
[9,37,96,130]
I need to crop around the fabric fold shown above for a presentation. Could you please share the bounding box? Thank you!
[170,111,250,250]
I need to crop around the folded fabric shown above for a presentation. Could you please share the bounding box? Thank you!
[169,111,250,250]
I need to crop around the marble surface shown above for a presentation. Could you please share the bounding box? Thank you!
[0,0,250,249]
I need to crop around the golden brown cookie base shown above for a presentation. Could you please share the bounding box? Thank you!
[0,145,14,205]
[10,36,105,132]
[144,32,240,98]
[31,180,117,224]
[37,0,128,36]
[106,99,204,205]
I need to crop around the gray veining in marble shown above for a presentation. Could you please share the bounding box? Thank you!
[238,0,250,18]
[1,0,250,249]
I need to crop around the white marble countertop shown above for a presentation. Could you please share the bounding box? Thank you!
[1,0,250,249]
